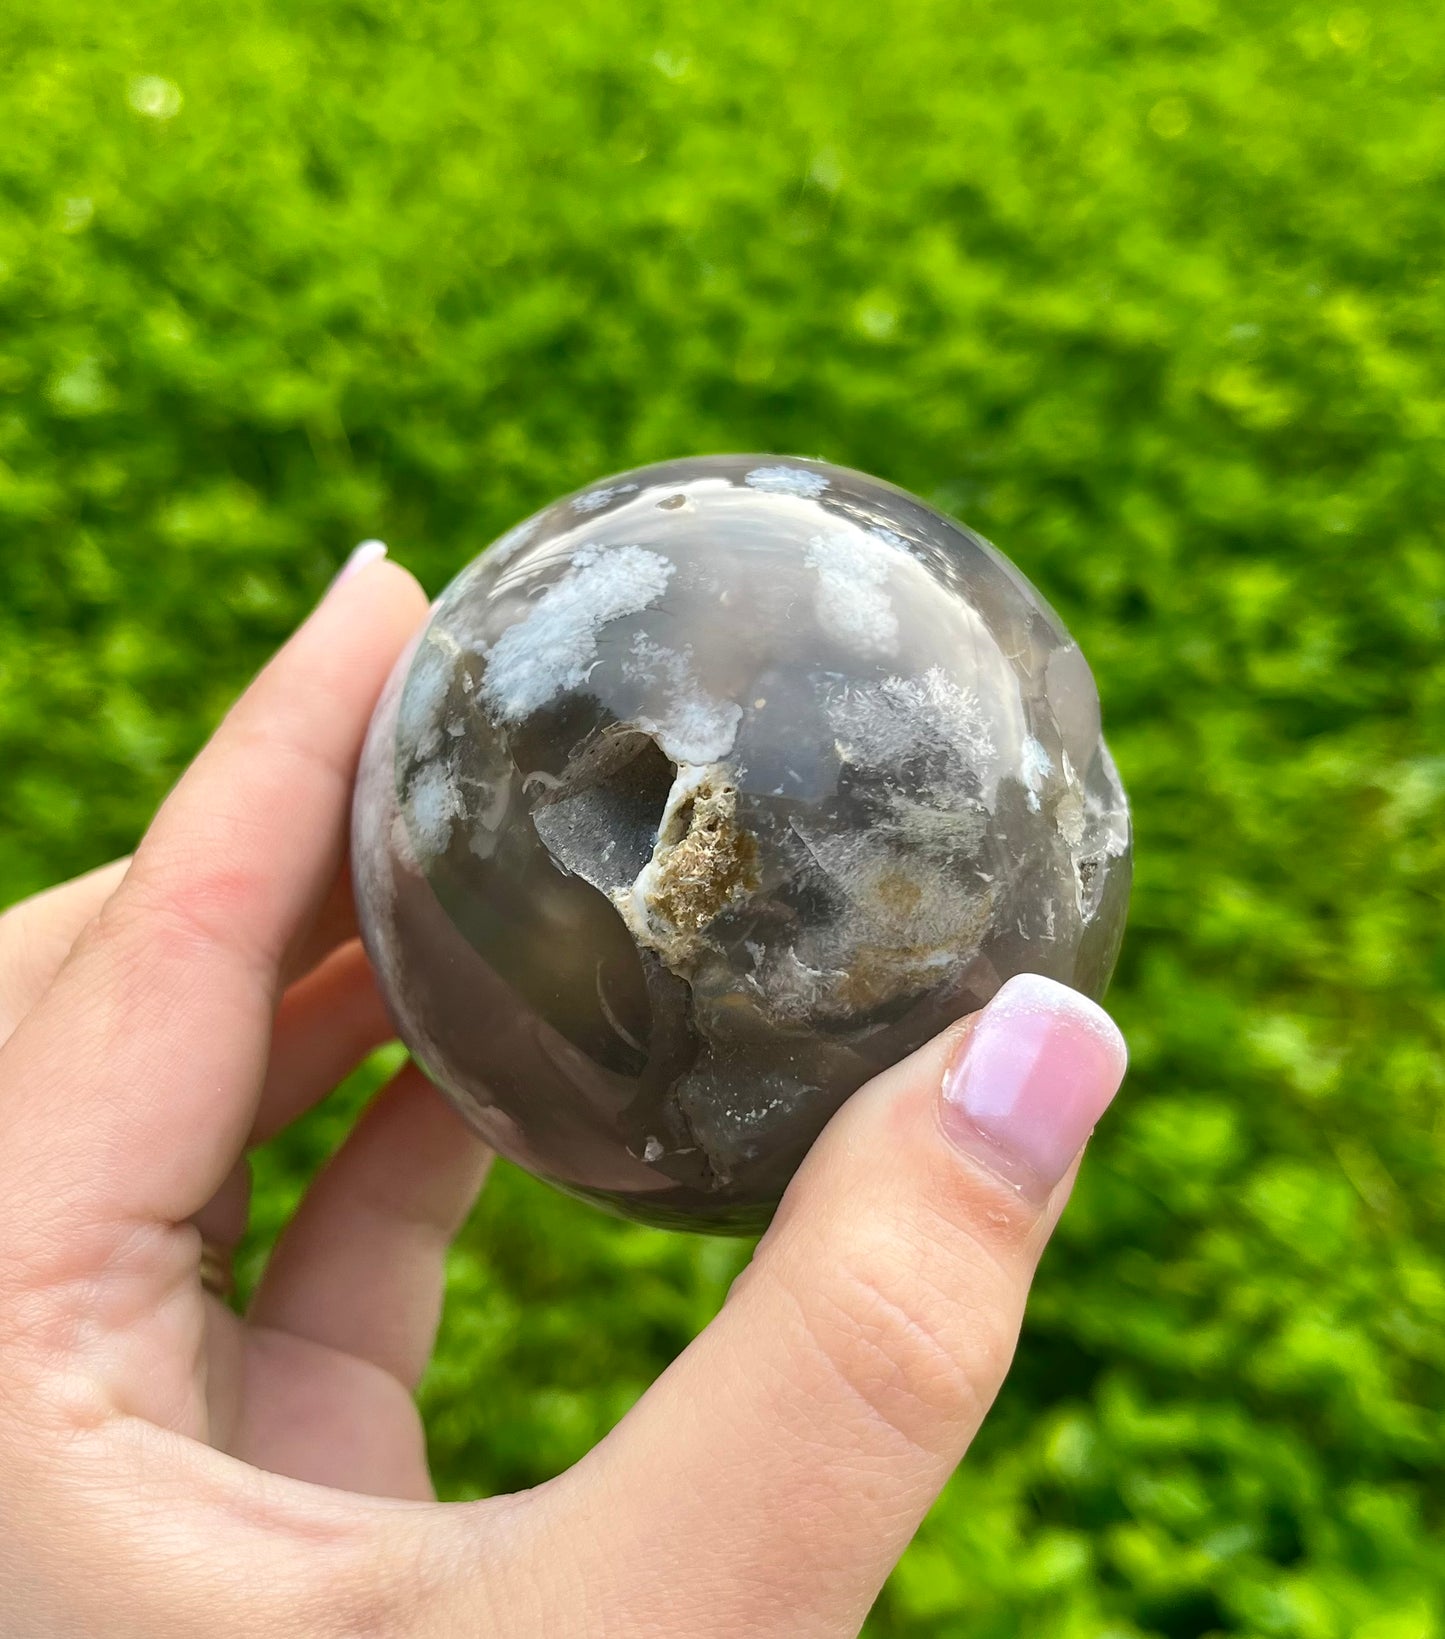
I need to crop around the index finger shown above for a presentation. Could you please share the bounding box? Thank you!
[0,559,428,1243]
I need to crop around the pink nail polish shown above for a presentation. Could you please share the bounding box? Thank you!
[940,973,1127,1197]
[330,538,388,592]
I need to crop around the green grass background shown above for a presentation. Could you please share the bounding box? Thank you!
[2,0,1443,1632]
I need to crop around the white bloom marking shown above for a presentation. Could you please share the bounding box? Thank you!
[482,545,673,720]
[744,465,829,498]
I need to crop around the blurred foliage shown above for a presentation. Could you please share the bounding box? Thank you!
[2,0,1443,1632]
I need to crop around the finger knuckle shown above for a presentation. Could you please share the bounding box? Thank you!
[85,857,273,988]
[788,1224,1021,1460]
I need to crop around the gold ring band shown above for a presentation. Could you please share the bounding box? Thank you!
[198,1239,236,1300]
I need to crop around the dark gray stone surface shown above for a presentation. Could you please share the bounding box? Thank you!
[352,455,1131,1232]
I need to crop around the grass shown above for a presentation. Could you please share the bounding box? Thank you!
[2,0,1443,1631]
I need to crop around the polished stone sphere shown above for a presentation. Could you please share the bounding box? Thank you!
[353,456,1131,1232]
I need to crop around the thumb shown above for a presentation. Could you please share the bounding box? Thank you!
[550,973,1127,1638]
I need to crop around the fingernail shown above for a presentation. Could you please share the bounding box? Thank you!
[940,973,1127,1198]
[329,538,388,592]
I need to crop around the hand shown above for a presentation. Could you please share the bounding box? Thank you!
[0,556,1127,1639]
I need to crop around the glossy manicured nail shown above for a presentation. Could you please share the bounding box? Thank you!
[940,973,1127,1198]
[330,538,388,592]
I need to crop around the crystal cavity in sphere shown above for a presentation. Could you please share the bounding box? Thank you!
[353,456,1131,1233]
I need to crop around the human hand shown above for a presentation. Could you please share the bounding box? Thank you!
[0,554,1127,1639]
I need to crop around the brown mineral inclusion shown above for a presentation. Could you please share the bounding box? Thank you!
[353,455,1131,1233]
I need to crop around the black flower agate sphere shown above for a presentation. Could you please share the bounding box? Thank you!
[352,456,1131,1233]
